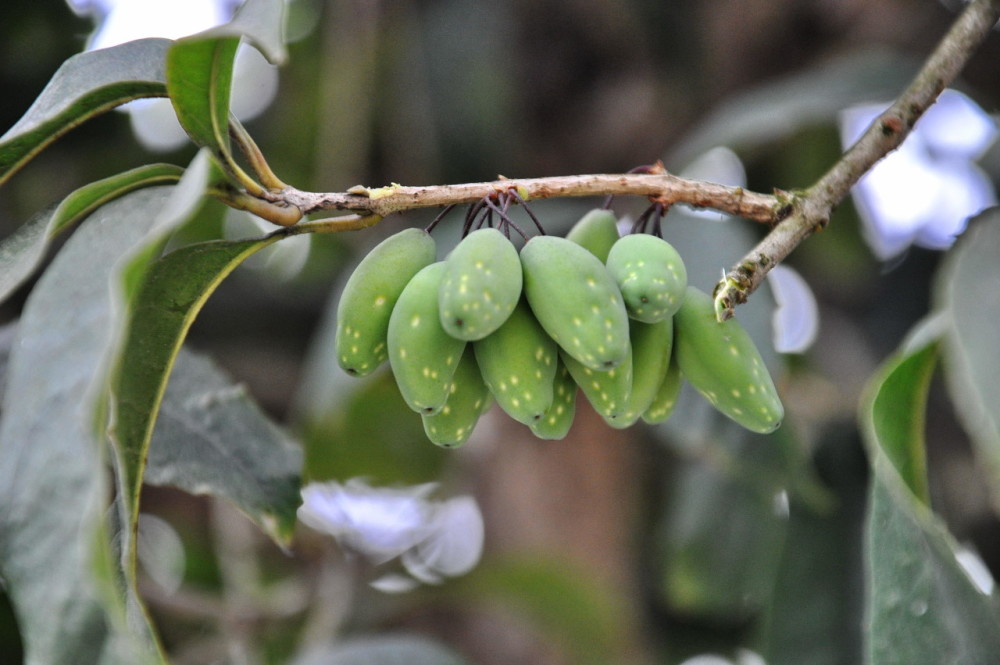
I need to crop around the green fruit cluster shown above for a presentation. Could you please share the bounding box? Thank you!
[335,210,784,447]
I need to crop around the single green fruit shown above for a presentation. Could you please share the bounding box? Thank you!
[474,298,558,425]
[336,228,437,376]
[673,286,783,433]
[609,318,674,428]
[530,359,578,440]
[605,234,687,323]
[641,357,682,424]
[422,346,493,448]
[565,208,620,262]
[521,235,630,370]
[561,344,633,423]
[439,227,523,341]
[387,262,467,414]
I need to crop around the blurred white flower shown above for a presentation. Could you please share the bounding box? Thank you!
[298,479,484,592]
[767,264,819,354]
[65,0,279,152]
[679,650,766,665]
[840,89,998,260]
[223,208,312,281]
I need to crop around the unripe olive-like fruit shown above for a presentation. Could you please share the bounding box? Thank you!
[609,318,674,428]
[439,228,522,341]
[422,346,492,448]
[521,235,630,371]
[336,228,436,376]
[605,234,687,323]
[673,286,783,433]
[387,262,467,414]
[530,360,578,440]
[565,208,620,262]
[474,298,558,425]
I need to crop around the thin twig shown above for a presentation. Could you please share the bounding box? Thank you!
[273,173,782,223]
[712,0,1000,320]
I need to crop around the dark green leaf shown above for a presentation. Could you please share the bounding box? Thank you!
[935,208,1000,511]
[165,0,288,159]
[861,326,1000,664]
[866,473,1000,664]
[291,635,467,665]
[111,235,302,546]
[0,163,184,306]
[0,38,171,185]
[167,37,239,156]
[859,328,937,503]
[0,189,174,665]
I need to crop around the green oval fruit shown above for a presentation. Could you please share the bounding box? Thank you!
[422,346,493,448]
[641,358,682,424]
[673,287,783,433]
[561,344,632,423]
[530,360,578,440]
[605,234,687,323]
[521,235,630,370]
[474,298,558,425]
[336,228,437,376]
[439,228,522,341]
[387,262,467,414]
[609,318,674,428]
[565,208,620,262]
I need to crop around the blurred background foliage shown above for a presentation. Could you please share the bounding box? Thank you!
[1,0,1000,663]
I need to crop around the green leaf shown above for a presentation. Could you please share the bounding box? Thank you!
[166,0,288,162]
[0,38,171,186]
[859,326,937,504]
[111,234,300,546]
[0,163,184,306]
[861,326,1000,664]
[0,188,174,665]
[934,208,1000,511]
[167,37,240,157]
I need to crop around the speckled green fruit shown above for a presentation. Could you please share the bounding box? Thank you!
[530,360,578,440]
[387,262,467,414]
[561,344,633,424]
[521,235,630,370]
[439,228,522,341]
[673,287,783,433]
[336,228,436,376]
[641,358,682,424]
[565,208,620,262]
[606,234,687,323]
[609,318,674,428]
[474,298,558,425]
[422,346,492,448]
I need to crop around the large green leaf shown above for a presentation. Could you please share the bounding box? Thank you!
[146,348,301,544]
[935,208,1000,511]
[110,234,300,546]
[0,188,175,665]
[167,37,239,158]
[861,328,1000,664]
[0,163,184,306]
[166,0,287,161]
[0,38,171,186]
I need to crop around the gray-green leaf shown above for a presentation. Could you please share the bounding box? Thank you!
[0,38,170,185]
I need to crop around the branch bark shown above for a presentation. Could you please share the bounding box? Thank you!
[712,0,1000,320]
[258,0,999,321]
[274,172,784,224]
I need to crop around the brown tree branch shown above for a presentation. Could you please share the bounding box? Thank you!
[255,0,998,323]
[712,0,1000,320]
[274,172,785,224]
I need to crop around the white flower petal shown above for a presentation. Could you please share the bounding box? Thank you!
[406,496,485,578]
[136,513,186,595]
[918,89,998,159]
[955,545,995,596]
[298,481,437,563]
[768,265,819,354]
[369,573,421,594]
